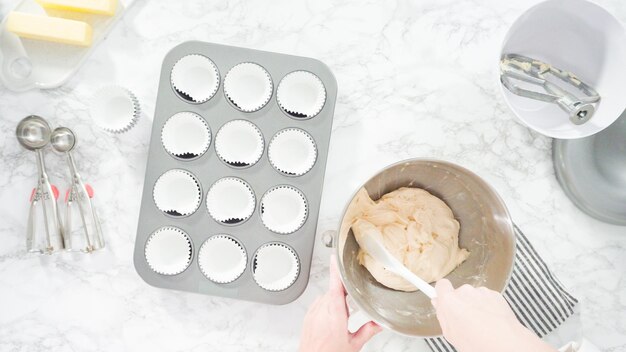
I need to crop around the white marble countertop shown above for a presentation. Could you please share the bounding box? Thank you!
[0,0,625,351]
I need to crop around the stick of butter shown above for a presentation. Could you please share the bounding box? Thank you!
[36,0,117,16]
[6,12,92,47]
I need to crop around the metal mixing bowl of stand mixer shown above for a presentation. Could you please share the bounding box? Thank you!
[335,159,516,337]
[553,111,626,225]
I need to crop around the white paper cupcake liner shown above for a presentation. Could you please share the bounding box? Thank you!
[153,169,202,217]
[252,242,300,291]
[260,185,308,234]
[90,85,140,133]
[161,112,211,160]
[277,71,326,118]
[215,120,264,168]
[268,128,317,176]
[206,177,256,225]
[223,62,273,112]
[198,235,247,284]
[171,54,220,104]
[145,226,193,276]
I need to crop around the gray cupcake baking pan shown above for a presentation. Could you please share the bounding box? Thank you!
[134,41,337,304]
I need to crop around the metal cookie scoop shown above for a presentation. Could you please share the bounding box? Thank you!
[16,115,64,253]
[500,54,601,125]
[51,127,104,253]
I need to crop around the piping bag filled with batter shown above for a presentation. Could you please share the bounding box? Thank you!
[342,187,470,292]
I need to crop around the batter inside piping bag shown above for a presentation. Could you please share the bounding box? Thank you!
[342,187,470,292]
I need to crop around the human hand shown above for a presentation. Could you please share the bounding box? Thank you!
[432,279,557,352]
[299,255,382,352]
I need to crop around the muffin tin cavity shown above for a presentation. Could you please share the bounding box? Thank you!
[198,235,247,284]
[260,186,308,234]
[224,62,273,112]
[145,226,193,275]
[161,112,211,160]
[206,177,256,225]
[171,54,220,104]
[277,71,326,118]
[153,169,202,217]
[215,120,264,168]
[268,128,317,176]
[253,243,300,291]
[135,42,337,304]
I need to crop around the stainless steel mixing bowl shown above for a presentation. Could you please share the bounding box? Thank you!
[335,159,516,337]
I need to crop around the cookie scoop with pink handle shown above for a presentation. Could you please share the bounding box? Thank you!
[51,127,104,253]
[16,115,64,254]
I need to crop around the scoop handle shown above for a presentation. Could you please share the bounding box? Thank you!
[35,149,63,252]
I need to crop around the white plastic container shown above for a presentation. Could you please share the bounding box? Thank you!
[0,0,133,91]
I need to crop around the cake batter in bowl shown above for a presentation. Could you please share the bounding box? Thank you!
[331,158,516,337]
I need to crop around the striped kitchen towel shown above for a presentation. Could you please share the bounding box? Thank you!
[425,224,579,352]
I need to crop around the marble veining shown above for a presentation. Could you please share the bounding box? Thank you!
[0,0,624,351]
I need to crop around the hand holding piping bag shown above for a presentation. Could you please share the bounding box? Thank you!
[298,255,382,352]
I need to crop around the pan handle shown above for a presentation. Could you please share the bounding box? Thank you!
[320,230,380,331]
[346,293,377,333]
[321,230,336,248]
